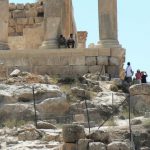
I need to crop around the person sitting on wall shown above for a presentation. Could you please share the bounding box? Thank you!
[58,34,67,48]
[67,33,75,48]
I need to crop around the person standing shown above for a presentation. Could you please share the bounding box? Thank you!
[125,62,134,84]
[135,69,142,84]
[141,71,148,83]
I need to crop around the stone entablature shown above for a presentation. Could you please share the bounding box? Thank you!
[0,48,125,78]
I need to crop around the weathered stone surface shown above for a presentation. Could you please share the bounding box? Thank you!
[129,84,150,95]
[109,57,120,65]
[97,56,108,65]
[107,141,130,150]
[89,142,106,150]
[9,3,16,11]
[10,69,21,77]
[87,130,110,143]
[62,124,85,143]
[37,121,57,129]
[61,143,77,150]
[78,139,92,150]
[16,4,24,10]
[85,56,97,66]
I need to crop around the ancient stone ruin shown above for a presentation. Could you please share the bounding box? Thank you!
[0,0,125,81]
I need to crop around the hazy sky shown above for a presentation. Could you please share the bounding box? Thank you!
[10,0,150,81]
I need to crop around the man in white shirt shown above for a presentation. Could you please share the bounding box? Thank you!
[125,62,134,84]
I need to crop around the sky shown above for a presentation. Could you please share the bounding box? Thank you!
[10,0,150,81]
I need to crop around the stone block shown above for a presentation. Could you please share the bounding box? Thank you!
[12,10,26,18]
[107,65,119,78]
[8,27,15,34]
[62,124,85,143]
[88,65,105,74]
[110,48,125,58]
[16,4,24,10]
[71,66,88,76]
[26,9,37,18]
[9,3,16,11]
[9,19,16,27]
[109,57,120,65]
[17,18,28,25]
[78,139,92,150]
[85,56,97,66]
[24,3,31,10]
[37,6,44,13]
[97,56,108,65]
[84,48,99,56]
[34,17,43,23]
[46,56,69,66]
[74,114,85,123]
[89,142,106,150]
[69,56,85,65]
[60,143,77,150]
[28,17,35,24]
[107,141,130,150]
[16,25,24,33]
[98,48,110,56]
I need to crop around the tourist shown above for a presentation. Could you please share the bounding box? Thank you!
[135,69,142,84]
[141,71,148,83]
[58,34,67,48]
[124,62,134,84]
[67,33,75,48]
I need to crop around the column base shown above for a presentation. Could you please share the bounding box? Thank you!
[40,39,58,49]
[96,40,122,48]
[0,42,9,50]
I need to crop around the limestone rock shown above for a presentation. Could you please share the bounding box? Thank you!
[107,141,130,150]
[129,84,150,95]
[10,69,21,77]
[89,142,106,150]
[78,139,93,150]
[62,124,85,143]
[61,143,77,150]
[87,130,110,144]
[37,121,57,129]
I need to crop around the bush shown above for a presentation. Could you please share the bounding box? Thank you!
[58,77,75,84]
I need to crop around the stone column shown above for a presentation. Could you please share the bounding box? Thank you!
[0,0,9,50]
[98,0,120,48]
[77,31,88,48]
[40,0,61,49]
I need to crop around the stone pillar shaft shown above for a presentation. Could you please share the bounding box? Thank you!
[98,0,119,47]
[0,0,9,50]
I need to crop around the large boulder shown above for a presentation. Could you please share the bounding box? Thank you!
[107,141,130,150]
[62,124,85,143]
[89,142,106,150]
[87,130,110,144]
[129,84,150,113]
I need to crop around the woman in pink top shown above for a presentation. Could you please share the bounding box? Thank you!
[135,69,142,84]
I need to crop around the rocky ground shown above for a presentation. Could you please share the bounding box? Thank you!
[0,69,150,150]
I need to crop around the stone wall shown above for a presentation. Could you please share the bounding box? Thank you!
[0,47,125,78]
[8,0,77,50]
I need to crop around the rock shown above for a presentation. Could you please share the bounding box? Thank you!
[141,147,150,150]
[62,124,85,143]
[87,130,110,144]
[89,142,106,150]
[129,84,150,95]
[37,121,57,129]
[131,119,142,125]
[71,87,90,99]
[94,92,127,107]
[61,143,77,150]
[18,128,41,141]
[78,139,93,150]
[43,133,60,142]
[10,69,21,77]
[112,78,122,87]
[107,141,130,150]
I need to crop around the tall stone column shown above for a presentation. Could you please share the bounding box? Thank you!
[98,0,120,48]
[0,0,9,50]
[40,0,61,49]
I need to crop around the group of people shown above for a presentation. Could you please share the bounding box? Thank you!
[135,70,148,84]
[125,62,148,84]
[58,34,75,48]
